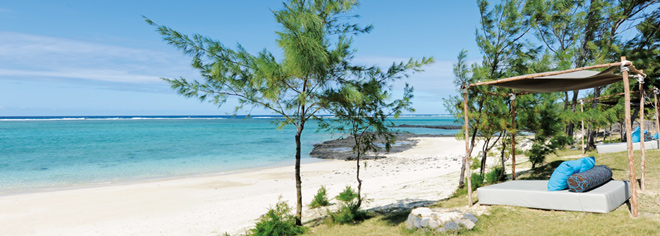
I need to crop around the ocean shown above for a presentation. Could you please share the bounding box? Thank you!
[0,115,459,193]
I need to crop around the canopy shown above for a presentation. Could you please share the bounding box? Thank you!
[471,66,621,93]
[461,58,648,217]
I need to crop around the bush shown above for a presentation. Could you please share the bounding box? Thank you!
[470,156,481,170]
[309,185,330,208]
[328,202,368,224]
[249,199,307,236]
[335,186,358,203]
[485,166,503,184]
[469,173,484,191]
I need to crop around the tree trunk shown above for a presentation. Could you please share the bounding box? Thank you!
[499,137,507,181]
[587,86,603,149]
[564,91,574,136]
[567,90,580,137]
[294,128,303,226]
[355,136,362,208]
[459,126,479,188]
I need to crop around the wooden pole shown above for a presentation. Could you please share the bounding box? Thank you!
[581,100,585,155]
[463,87,472,207]
[654,87,659,144]
[511,93,517,180]
[639,74,646,192]
[622,56,638,217]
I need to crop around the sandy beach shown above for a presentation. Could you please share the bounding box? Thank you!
[0,137,480,236]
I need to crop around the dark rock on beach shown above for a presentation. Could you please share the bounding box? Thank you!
[394,124,463,130]
[310,133,451,161]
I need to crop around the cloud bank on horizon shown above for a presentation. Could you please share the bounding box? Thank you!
[0,1,480,116]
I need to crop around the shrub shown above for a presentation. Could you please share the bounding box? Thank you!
[328,201,368,224]
[249,199,307,236]
[469,173,484,191]
[485,166,503,184]
[335,186,358,203]
[470,155,481,170]
[309,185,330,209]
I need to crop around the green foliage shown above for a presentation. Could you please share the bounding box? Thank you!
[327,201,369,224]
[485,166,504,184]
[470,156,481,170]
[146,0,408,225]
[336,186,359,203]
[309,185,330,209]
[249,199,307,236]
[469,173,484,191]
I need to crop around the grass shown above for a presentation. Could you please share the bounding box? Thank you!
[304,148,660,235]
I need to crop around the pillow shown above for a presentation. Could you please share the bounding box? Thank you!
[567,165,613,192]
[579,156,595,172]
[547,156,595,191]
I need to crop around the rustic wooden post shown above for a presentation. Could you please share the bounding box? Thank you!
[654,87,660,143]
[639,73,646,192]
[581,99,585,155]
[463,86,472,207]
[510,93,517,180]
[621,56,638,217]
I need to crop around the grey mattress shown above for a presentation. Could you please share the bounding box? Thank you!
[477,180,630,213]
[596,140,658,153]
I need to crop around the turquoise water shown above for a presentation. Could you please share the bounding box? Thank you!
[0,115,458,193]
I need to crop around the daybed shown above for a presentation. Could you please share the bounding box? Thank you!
[596,140,658,153]
[478,180,630,213]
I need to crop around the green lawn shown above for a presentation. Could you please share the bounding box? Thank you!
[305,149,660,235]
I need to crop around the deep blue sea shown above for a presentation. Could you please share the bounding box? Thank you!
[0,115,459,193]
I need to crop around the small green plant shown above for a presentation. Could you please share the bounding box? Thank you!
[470,156,481,170]
[249,198,307,236]
[470,173,484,191]
[328,201,369,224]
[335,186,359,202]
[485,166,503,184]
[309,185,330,209]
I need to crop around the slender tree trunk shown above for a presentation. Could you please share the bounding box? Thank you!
[568,90,579,137]
[354,136,362,208]
[588,86,603,149]
[459,114,480,188]
[294,127,303,226]
[499,137,507,181]
[564,91,574,136]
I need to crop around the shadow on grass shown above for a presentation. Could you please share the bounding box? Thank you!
[518,160,563,180]
[378,210,410,226]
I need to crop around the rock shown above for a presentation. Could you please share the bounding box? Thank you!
[405,214,415,229]
[420,218,430,227]
[463,213,478,223]
[429,219,440,229]
[411,207,433,216]
[458,219,476,230]
[309,133,448,160]
[406,207,480,233]
[444,221,460,231]
[413,216,422,228]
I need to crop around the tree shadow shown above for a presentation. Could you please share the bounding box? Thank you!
[369,199,436,226]
[518,160,563,180]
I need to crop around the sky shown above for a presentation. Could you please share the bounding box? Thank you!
[0,1,482,116]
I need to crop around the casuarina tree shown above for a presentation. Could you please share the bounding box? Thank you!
[146,0,430,225]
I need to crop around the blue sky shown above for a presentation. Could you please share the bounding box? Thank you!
[0,1,481,116]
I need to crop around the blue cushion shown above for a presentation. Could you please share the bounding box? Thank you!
[579,156,595,172]
[547,157,596,191]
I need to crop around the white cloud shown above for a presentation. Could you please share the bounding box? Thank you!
[0,32,194,84]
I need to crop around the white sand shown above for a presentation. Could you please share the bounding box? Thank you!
[0,137,481,236]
